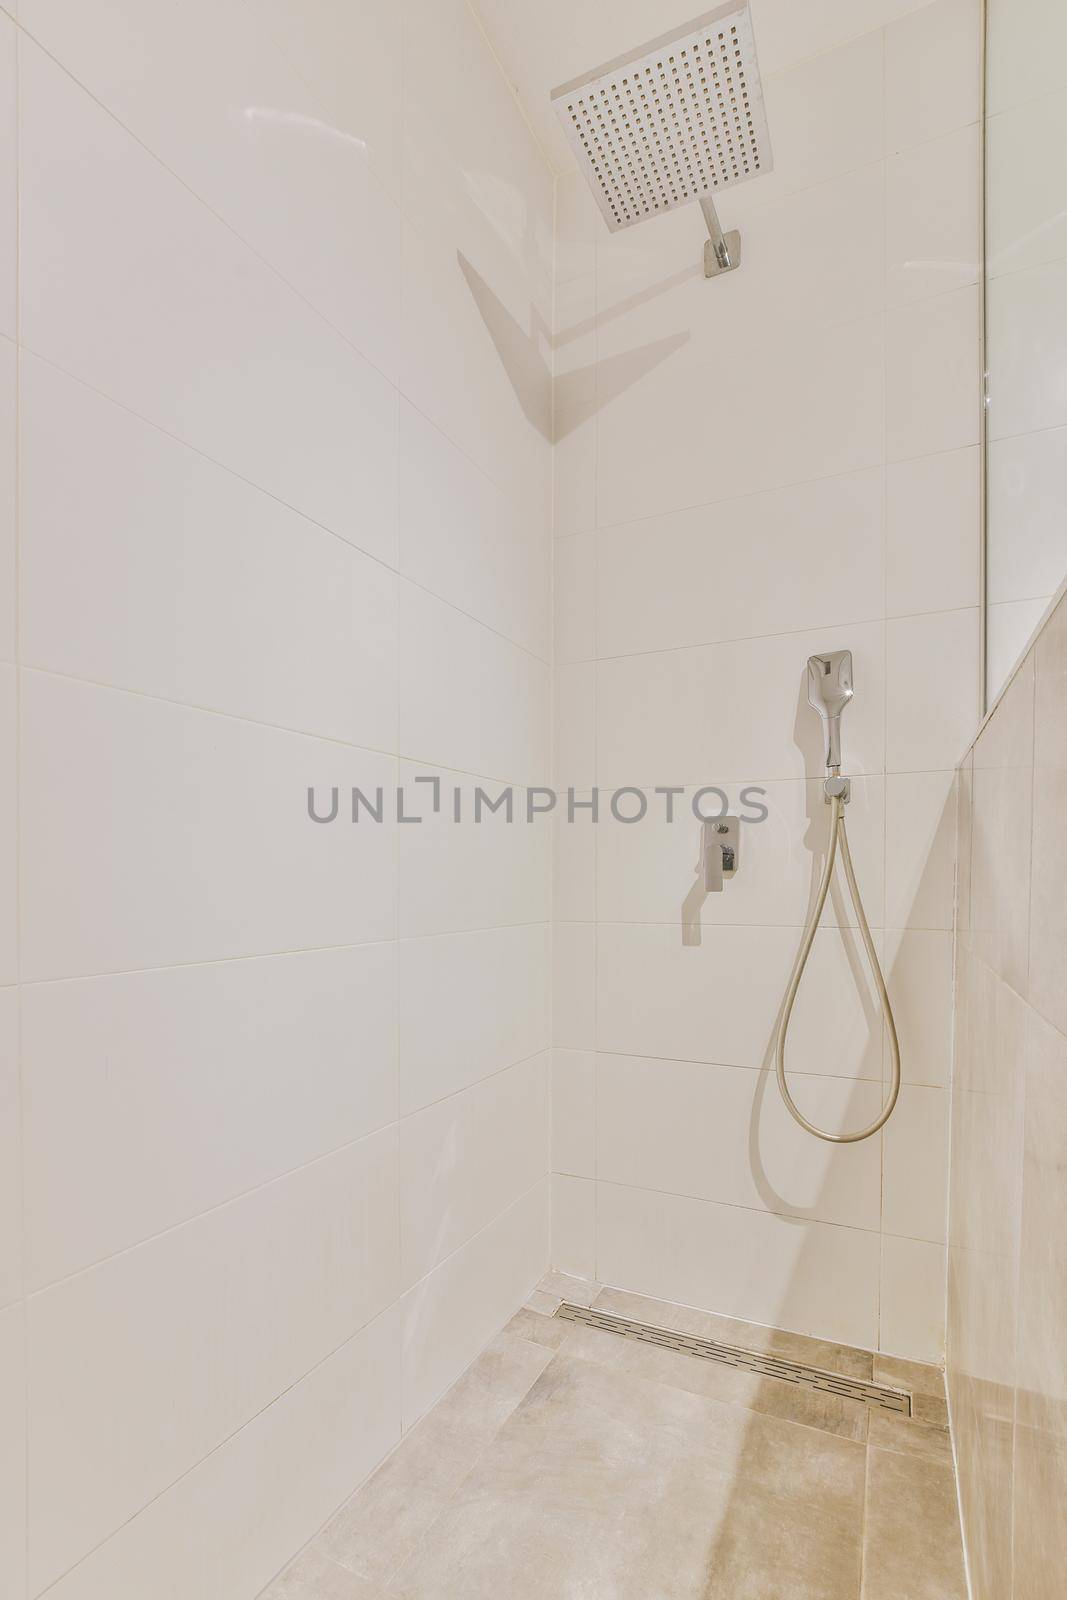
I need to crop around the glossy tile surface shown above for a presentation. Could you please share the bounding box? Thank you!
[948,587,1067,1598]
[548,0,981,1364]
[6,0,554,1589]
[264,1281,964,1600]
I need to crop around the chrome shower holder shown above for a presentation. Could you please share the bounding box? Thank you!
[774,649,902,1144]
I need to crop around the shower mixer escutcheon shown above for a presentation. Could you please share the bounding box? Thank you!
[701,815,740,892]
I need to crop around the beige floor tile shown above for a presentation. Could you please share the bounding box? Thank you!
[700,1482,864,1600]
[566,1312,869,1442]
[872,1353,946,1401]
[389,1349,865,1600]
[537,1268,600,1306]
[867,1410,953,1466]
[861,1448,966,1600]
[912,1391,949,1427]
[319,1331,552,1585]
[595,1285,875,1380]
[263,1547,379,1597]
[504,1305,569,1350]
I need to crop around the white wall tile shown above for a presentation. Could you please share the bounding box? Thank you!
[398,923,550,1115]
[397,764,550,939]
[887,608,979,770]
[552,796,597,923]
[551,1174,596,1281]
[886,447,980,616]
[0,336,13,665]
[886,287,980,462]
[553,172,598,286]
[596,778,885,931]
[249,0,403,195]
[596,923,884,1082]
[597,1054,882,1231]
[19,0,404,382]
[401,1179,548,1427]
[880,1234,947,1361]
[596,164,886,367]
[884,928,954,1086]
[19,672,398,981]
[9,0,553,1586]
[399,582,550,786]
[0,15,13,342]
[886,124,980,306]
[597,1182,881,1350]
[401,0,552,297]
[0,990,17,1310]
[883,1084,950,1243]
[399,219,551,520]
[596,469,885,658]
[0,1304,25,1600]
[596,621,886,789]
[42,1305,401,1600]
[987,257,1067,442]
[0,666,14,986]
[20,357,399,749]
[597,313,885,528]
[22,944,398,1290]
[553,661,596,790]
[884,770,958,929]
[986,89,1067,280]
[19,41,400,565]
[987,428,1067,605]
[553,271,597,412]
[987,599,1049,697]
[885,0,981,153]
[552,1049,596,1180]
[552,922,596,1051]
[553,532,596,664]
[27,1127,399,1592]
[399,400,549,661]
[730,31,885,209]
[985,0,1067,115]
[552,400,597,538]
[754,0,930,76]
[399,1052,549,1286]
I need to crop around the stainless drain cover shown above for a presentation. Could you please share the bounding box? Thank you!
[556,1302,912,1416]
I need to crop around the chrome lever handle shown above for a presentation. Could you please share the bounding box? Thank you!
[700,816,740,893]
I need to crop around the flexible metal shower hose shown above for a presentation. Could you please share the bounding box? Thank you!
[775,791,901,1143]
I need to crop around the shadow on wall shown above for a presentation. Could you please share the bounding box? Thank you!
[660,659,957,1341]
[700,678,959,1588]
[457,251,690,440]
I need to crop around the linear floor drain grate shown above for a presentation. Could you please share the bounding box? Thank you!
[556,1303,911,1416]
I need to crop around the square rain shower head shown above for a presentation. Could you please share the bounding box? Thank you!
[550,3,773,235]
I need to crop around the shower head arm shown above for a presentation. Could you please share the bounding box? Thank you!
[700,195,741,278]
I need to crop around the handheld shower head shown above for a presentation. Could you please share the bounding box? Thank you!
[806,650,853,771]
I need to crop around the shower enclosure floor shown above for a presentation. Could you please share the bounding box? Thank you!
[263,1274,966,1600]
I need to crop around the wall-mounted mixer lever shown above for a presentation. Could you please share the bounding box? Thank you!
[702,816,740,892]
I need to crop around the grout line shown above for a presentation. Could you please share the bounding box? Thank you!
[593,1175,946,1246]
[18,660,556,794]
[28,1056,556,1305]
[571,442,980,543]
[568,606,979,668]
[11,17,30,1590]
[19,345,552,670]
[17,922,553,991]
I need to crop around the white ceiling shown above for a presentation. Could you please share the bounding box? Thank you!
[471,0,934,174]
